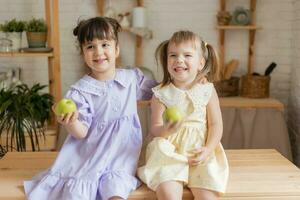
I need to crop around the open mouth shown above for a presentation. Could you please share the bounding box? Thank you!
[93,58,107,64]
[174,67,188,72]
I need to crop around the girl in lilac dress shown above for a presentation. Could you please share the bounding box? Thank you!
[24,17,156,200]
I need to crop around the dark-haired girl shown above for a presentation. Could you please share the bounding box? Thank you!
[24,16,156,200]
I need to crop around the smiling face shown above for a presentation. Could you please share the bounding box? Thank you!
[167,41,205,89]
[82,38,119,80]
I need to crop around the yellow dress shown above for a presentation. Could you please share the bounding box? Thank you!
[137,83,229,193]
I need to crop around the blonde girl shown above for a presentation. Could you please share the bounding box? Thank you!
[138,30,229,200]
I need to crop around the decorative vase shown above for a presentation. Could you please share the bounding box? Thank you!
[132,7,147,28]
[5,32,22,51]
[232,7,251,25]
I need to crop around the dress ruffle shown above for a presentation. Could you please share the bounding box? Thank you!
[24,170,140,200]
[24,172,98,200]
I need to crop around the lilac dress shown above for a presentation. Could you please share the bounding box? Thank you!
[24,68,157,200]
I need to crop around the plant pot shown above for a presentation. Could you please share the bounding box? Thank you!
[26,32,47,48]
[0,127,57,151]
[5,32,22,51]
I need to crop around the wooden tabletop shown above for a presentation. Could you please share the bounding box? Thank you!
[1,149,300,199]
[138,97,284,111]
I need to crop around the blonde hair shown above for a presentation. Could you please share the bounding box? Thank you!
[155,30,220,86]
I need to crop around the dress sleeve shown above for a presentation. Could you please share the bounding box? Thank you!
[152,85,165,104]
[65,89,93,129]
[134,68,158,100]
[200,83,214,106]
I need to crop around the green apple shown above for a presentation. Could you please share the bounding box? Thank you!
[163,106,183,123]
[55,98,77,115]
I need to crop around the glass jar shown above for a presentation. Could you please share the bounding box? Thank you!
[0,38,13,52]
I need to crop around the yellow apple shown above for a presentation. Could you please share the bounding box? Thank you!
[163,106,183,122]
[55,98,77,115]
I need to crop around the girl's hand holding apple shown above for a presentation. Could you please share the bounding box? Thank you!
[162,106,184,136]
[55,111,79,125]
[53,98,78,125]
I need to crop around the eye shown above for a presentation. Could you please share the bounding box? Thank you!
[169,54,176,57]
[185,54,192,57]
[102,43,110,48]
[85,44,94,50]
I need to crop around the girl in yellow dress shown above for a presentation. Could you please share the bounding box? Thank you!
[138,30,229,200]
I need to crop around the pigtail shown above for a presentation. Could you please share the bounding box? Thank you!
[73,26,79,36]
[155,40,171,87]
[202,43,221,82]
[105,17,122,34]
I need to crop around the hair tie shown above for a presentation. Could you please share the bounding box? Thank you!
[204,41,208,47]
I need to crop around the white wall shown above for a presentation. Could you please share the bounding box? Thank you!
[288,0,300,166]
[1,0,299,160]
[0,0,294,105]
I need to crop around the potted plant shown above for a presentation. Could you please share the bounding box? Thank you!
[25,18,47,48]
[0,83,53,152]
[0,19,26,51]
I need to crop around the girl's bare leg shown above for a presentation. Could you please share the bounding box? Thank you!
[190,188,218,200]
[156,181,183,200]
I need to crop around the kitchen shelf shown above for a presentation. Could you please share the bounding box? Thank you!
[96,0,150,67]
[0,52,53,57]
[0,0,61,151]
[137,97,284,111]
[218,0,259,74]
[217,25,261,30]
[0,0,61,111]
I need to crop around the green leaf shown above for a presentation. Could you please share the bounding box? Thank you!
[0,18,26,32]
[25,18,47,32]
[0,83,54,151]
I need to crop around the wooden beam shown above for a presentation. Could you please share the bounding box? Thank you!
[250,0,257,24]
[45,0,61,144]
[247,0,257,75]
[248,30,256,75]
[96,0,104,16]
[137,0,144,7]
[219,29,225,77]
[135,36,143,67]
[220,0,226,11]
[45,0,62,104]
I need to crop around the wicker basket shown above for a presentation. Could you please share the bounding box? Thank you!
[241,75,270,98]
[214,77,240,97]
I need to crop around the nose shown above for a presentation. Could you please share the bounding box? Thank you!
[94,45,104,56]
[176,55,184,63]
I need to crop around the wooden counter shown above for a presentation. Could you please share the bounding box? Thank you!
[1,149,300,199]
[138,97,284,111]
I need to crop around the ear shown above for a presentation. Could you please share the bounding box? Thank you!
[198,57,206,71]
[115,45,120,58]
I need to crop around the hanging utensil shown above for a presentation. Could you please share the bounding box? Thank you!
[264,62,277,76]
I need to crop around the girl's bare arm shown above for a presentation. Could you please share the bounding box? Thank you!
[189,87,223,165]
[205,87,223,151]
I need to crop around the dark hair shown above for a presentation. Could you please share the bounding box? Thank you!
[73,16,121,50]
[155,30,220,86]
